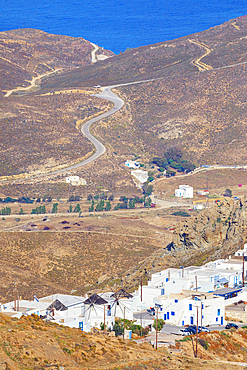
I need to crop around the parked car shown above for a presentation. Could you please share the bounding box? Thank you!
[198,326,210,333]
[187,325,201,334]
[225,323,238,329]
[178,329,191,336]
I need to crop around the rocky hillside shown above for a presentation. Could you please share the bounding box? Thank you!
[168,197,247,261]
[0,29,113,94]
[120,198,247,292]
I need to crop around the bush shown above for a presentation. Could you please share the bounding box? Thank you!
[152,319,165,331]
[113,322,124,337]
[172,211,190,217]
[198,338,209,350]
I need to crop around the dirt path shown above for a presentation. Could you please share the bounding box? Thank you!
[4,69,61,97]
[189,39,213,71]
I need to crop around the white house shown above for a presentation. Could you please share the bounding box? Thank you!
[125,160,140,169]
[65,176,87,186]
[131,170,148,188]
[175,185,193,198]
[154,290,225,326]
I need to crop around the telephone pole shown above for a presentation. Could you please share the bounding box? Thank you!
[243,253,245,287]
[104,305,106,334]
[155,306,158,350]
[140,276,143,337]
[196,306,198,358]
[123,306,126,340]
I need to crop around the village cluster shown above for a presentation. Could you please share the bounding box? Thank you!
[1,244,247,337]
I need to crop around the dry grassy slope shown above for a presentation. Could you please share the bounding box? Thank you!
[44,15,247,166]
[179,328,247,364]
[0,28,113,95]
[0,231,162,302]
[0,91,110,177]
[0,313,244,370]
[40,16,247,89]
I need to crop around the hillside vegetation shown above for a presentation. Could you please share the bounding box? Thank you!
[0,313,245,369]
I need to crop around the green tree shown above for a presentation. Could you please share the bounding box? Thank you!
[89,200,95,212]
[1,207,11,215]
[152,319,165,331]
[105,201,111,211]
[143,183,153,196]
[224,189,232,197]
[95,200,104,212]
[69,205,72,213]
[113,322,124,337]
[128,199,136,209]
[144,197,152,208]
[52,203,58,213]
[108,194,114,201]
[19,208,24,215]
[74,203,81,213]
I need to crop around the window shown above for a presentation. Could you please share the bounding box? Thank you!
[175,299,178,303]
[171,311,175,316]
[216,317,218,322]
[189,304,192,311]
[182,320,184,326]
[166,278,169,282]
[202,315,204,319]
[161,288,165,295]
[167,312,169,320]
[217,309,220,316]
[201,304,204,309]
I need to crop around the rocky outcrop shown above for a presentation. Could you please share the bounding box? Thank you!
[118,198,247,293]
[168,197,246,258]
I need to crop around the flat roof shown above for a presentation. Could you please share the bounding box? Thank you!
[214,287,242,295]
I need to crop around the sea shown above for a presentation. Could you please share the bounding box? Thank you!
[0,0,246,54]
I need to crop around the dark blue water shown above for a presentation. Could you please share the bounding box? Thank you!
[0,0,246,53]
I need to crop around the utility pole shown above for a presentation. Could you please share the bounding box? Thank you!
[140,276,143,337]
[155,306,159,350]
[195,276,198,291]
[201,301,203,329]
[196,306,198,358]
[123,306,126,340]
[243,253,245,287]
[104,305,106,334]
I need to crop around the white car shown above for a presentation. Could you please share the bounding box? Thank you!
[178,329,191,336]
[198,326,210,332]
[94,85,101,88]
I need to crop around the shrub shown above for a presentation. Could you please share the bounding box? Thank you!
[198,338,209,350]
[152,319,165,331]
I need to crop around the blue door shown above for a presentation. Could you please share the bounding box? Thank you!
[190,316,194,325]
[182,320,184,326]
[167,312,169,320]
[164,314,166,320]
[221,316,223,325]
[79,322,83,331]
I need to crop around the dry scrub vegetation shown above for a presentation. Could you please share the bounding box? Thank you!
[0,313,244,369]
[0,92,110,178]
[0,229,162,302]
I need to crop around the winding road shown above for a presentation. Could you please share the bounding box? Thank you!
[23,87,124,179]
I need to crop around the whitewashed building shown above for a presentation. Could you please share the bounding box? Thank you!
[154,290,225,326]
[175,185,193,198]
[125,160,140,169]
[65,176,87,186]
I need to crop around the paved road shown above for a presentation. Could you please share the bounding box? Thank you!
[3,87,124,183]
